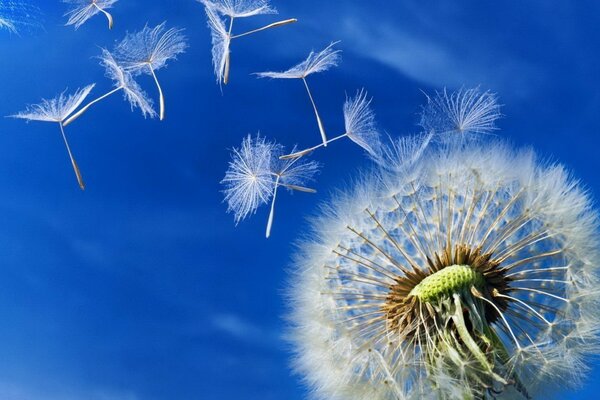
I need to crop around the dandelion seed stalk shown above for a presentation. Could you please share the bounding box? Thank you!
[302,77,328,146]
[63,86,122,126]
[230,18,297,39]
[92,2,113,29]
[148,65,165,121]
[59,122,85,190]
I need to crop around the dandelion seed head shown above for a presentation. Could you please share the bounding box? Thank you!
[11,84,96,123]
[114,22,187,75]
[343,89,381,157]
[256,42,341,79]
[63,0,117,29]
[99,49,156,119]
[198,0,276,18]
[222,134,277,224]
[289,139,600,399]
[420,87,502,142]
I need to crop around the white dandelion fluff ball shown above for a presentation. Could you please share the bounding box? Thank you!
[288,138,600,399]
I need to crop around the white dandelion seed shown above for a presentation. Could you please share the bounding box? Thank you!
[64,49,156,126]
[10,84,96,190]
[289,134,600,399]
[199,0,297,85]
[199,0,275,18]
[222,135,319,238]
[265,146,319,238]
[0,1,42,33]
[222,134,277,224]
[114,22,187,121]
[256,42,342,146]
[373,131,433,175]
[282,89,380,159]
[420,87,502,141]
[63,0,118,30]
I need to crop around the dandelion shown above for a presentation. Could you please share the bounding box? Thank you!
[222,134,319,238]
[10,85,96,190]
[288,132,600,397]
[114,22,187,121]
[282,89,380,159]
[420,87,502,141]
[256,42,341,147]
[63,0,118,30]
[198,0,297,85]
[63,49,156,126]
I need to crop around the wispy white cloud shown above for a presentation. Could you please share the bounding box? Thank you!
[211,313,282,348]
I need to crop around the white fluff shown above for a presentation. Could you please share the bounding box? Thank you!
[420,87,501,141]
[343,89,381,157]
[198,0,276,18]
[114,22,187,75]
[256,42,341,79]
[11,84,95,122]
[288,136,600,399]
[99,49,156,119]
[222,134,277,224]
[204,4,230,84]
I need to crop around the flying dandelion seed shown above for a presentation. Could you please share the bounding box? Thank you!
[420,87,502,142]
[114,22,187,121]
[10,85,96,190]
[222,134,319,238]
[288,100,600,398]
[282,89,380,159]
[0,0,42,33]
[64,49,156,126]
[256,42,341,147]
[198,0,297,85]
[63,0,118,30]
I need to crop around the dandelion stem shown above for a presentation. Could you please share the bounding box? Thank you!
[63,86,122,127]
[58,122,85,190]
[92,3,113,29]
[266,175,280,238]
[280,133,348,159]
[149,66,165,120]
[230,18,298,39]
[302,77,327,146]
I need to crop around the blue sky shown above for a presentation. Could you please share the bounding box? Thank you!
[0,1,598,399]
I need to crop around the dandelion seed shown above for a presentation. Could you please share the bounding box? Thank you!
[199,0,296,85]
[199,0,275,18]
[63,0,118,30]
[64,49,156,126]
[265,146,319,238]
[222,135,318,238]
[0,1,42,33]
[282,89,380,159]
[289,132,600,398]
[373,131,433,174]
[256,42,341,146]
[114,22,187,121]
[420,87,502,141]
[222,134,277,224]
[10,84,96,190]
